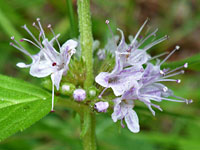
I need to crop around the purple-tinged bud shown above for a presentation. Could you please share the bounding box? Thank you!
[94,101,109,112]
[73,89,86,102]
[176,79,181,83]
[11,36,15,40]
[105,20,110,24]
[184,63,188,68]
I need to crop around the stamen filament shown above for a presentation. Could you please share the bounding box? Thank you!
[135,28,158,50]
[51,83,54,111]
[22,38,41,49]
[159,45,180,66]
[130,18,149,47]
[150,52,169,60]
[22,24,42,47]
[98,87,108,98]
[10,42,32,58]
[36,18,46,39]
[143,35,168,51]
[48,24,61,50]
[162,70,184,78]
[165,63,188,75]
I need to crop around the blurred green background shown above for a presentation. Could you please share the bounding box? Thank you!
[0,0,200,150]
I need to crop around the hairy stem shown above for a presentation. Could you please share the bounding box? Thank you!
[80,107,96,150]
[77,0,94,88]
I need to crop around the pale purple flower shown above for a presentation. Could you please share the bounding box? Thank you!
[10,18,77,111]
[111,98,140,133]
[122,46,192,116]
[73,89,86,102]
[105,19,168,67]
[95,53,144,97]
[94,101,109,112]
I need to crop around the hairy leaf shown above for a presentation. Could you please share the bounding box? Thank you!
[0,74,52,141]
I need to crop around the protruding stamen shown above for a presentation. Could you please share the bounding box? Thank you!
[105,20,109,24]
[163,87,168,92]
[50,110,55,113]
[176,79,181,83]
[143,35,168,51]
[187,99,193,104]
[21,38,41,49]
[157,79,180,83]
[48,24,61,50]
[98,87,108,99]
[130,18,149,47]
[105,19,115,41]
[159,45,180,66]
[22,24,42,47]
[51,82,55,111]
[36,18,46,39]
[176,45,180,50]
[47,24,51,28]
[10,42,32,58]
[163,70,184,78]
[140,98,163,111]
[150,52,169,60]
[135,28,158,50]
[11,36,15,40]
[32,22,40,31]
[184,63,188,68]
[160,70,165,75]
[165,63,188,75]
[143,94,187,103]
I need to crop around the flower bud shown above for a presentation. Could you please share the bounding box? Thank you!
[94,101,109,112]
[60,83,75,96]
[88,86,98,98]
[73,89,86,102]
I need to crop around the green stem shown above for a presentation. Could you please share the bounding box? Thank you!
[57,98,97,150]
[81,107,96,150]
[77,0,94,88]
[77,0,96,149]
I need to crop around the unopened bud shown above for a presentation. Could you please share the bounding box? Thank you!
[60,83,75,96]
[73,89,86,102]
[94,101,109,112]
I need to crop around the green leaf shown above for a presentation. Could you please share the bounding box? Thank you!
[0,74,52,141]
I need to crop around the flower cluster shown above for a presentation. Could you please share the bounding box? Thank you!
[95,19,192,133]
[10,18,77,111]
